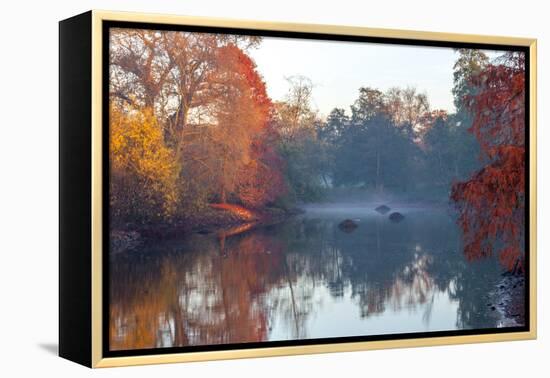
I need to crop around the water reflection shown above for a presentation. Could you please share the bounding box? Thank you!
[109,207,501,350]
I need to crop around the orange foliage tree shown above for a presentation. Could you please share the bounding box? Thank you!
[232,47,287,208]
[451,52,526,272]
[209,44,286,208]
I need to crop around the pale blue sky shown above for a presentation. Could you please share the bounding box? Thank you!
[249,37,501,118]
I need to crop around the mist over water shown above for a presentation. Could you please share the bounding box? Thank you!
[302,202,440,216]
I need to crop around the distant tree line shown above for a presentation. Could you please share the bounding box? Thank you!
[279,51,487,202]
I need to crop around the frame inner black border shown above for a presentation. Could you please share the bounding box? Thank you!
[102,20,531,358]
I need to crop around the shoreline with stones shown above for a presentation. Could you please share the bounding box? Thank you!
[487,272,526,327]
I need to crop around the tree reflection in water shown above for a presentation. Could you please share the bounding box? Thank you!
[109,209,501,351]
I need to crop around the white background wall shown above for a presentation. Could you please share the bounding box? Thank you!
[0,0,546,376]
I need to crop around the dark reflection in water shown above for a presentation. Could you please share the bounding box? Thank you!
[109,205,502,351]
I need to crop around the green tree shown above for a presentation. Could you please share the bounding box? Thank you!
[351,87,386,123]
[450,49,488,180]
[334,115,419,193]
[452,49,489,114]
[274,77,325,202]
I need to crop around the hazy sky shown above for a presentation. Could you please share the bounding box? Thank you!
[249,37,501,118]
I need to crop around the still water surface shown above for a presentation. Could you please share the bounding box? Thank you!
[109,204,502,350]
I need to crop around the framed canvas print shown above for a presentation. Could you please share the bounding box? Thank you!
[59,10,537,368]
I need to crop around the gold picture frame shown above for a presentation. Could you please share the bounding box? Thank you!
[59,10,537,368]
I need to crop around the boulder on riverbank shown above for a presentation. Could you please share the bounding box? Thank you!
[339,219,358,232]
[389,212,405,222]
[375,205,391,214]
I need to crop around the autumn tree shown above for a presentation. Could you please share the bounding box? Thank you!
[199,44,286,206]
[160,33,259,146]
[384,86,430,136]
[109,29,173,108]
[110,29,261,147]
[110,105,179,224]
[451,52,526,273]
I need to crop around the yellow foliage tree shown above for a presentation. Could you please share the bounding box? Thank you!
[110,104,179,223]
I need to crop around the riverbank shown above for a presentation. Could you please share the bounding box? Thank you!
[487,272,526,327]
[110,204,303,254]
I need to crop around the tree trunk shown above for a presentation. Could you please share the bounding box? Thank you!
[175,100,189,156]
[376,150,382,193]
[322,173,329,188]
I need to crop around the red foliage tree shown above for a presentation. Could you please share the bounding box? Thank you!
[219,44,287,208]
[451,52,526,272]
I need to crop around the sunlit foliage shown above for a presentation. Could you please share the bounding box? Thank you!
[110,105,179,222]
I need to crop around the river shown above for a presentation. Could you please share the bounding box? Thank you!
[109,203,505,351]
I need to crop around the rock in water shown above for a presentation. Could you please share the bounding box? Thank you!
[375,205,391,214]
[389,212,404,222]
[338,219,358,232]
